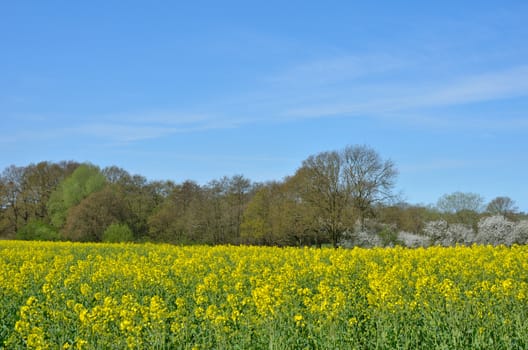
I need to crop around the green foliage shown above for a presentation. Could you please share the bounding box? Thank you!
[377,226,402,246]
[63,186,132,242]
[47,164,106,228]
[240,188,271,243]
[241,181,317,246]
[147,180,204,243]
[2,156,526,247]
[103,223,134,243]
[15,220,60,241]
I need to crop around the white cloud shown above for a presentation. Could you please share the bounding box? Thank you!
[0,111,246,145]
[5,58,528,146]
[104,111,213,126]
[279,64,528,126]
[266,54,408,87]
[413,65,528,108]
[74,124,177,142]
[72,113,247,143]
[89,62,528,139]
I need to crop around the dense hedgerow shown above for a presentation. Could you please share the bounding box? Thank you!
[0,241,527,349]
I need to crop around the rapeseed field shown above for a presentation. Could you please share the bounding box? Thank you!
[1,241,527,349]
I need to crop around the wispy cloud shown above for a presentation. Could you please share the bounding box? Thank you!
[413,65,528,108]
[278,62,528,127]
[103,111,214,126]
[97,61,528,138]
[5,56,528,146]
[74,123,178,142]
[266,54,408,87]
[73,113,248,143]
[388,114,528,131]
[0,111,245,145]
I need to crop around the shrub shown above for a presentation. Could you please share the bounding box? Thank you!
[102,223,134,243]
[16,220,60,241]
[377,226,402,247]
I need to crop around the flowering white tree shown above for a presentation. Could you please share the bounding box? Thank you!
[510,220,528,245]
[423,220,448,245]
[443,223,475,246]
[340,219,384,248]
[422,220,475,246]
[476,215,514,246]
[351,230,383,247]
[397,231,429,247]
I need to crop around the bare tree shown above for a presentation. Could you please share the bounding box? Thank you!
[0,165,25,235]
[436,192,485,214]
[486,196,518,216]
[296,145,397,247]
[297,150,350,246]
[342,145,398,224]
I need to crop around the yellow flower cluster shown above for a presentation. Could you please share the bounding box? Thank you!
[0,241,527,349]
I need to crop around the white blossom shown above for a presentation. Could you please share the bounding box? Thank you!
[423,220,475,246]
[510,220,528,245]
[423,220,448,244]
[476,215,514,246]
[397,231,429,247]
[442,223,475,246]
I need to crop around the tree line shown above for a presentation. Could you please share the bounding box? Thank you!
[1,145,526,246]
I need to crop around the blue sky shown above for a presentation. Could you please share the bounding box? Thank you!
[2,1,528,211]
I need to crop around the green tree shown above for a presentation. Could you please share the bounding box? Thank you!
[240,184,284,245]
[21,162,69,220]
[240,186,274,244]
[193,176,253,245]
[62,186,131,242]
[226,175,252,241]
[200,179,231,244]
[379,203,441,234]
[47,164,106,229]
[148,180,204,243]
[241,180,317,246]
[0,162,78,237]
[103,166,167,240]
